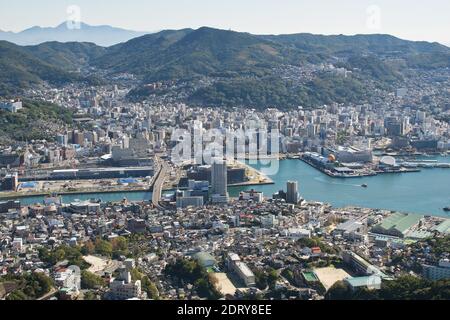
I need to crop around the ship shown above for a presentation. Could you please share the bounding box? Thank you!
[361,184,368,188]
[443,207,450,212]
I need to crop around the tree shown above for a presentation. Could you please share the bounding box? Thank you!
[267,268,279,290]
[111,237,129,258]
[142,276,159,300]
[39,245,89,269]
[130,268,143,281]
[81,271,105,290]
[81,241,95,255]
[325,276,450,300]
[325,281,353,300]
[33,272,53,297]
[3,272,53,300]
[94,239,113,257]
[254,269,268,290]
[83,291,99,300]
[6,290,28,300]
[164,258,222,300]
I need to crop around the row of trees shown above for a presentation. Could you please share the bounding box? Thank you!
[81,237,129,259]
[2,272,53,300]
[130,268,160,300]
[297,237,338,255]
[38,245,89,269]
[164,259,222,300]
[80,271,105,290]
[326,276,450,300]
[254,268,279,291]
[38,236,131,269]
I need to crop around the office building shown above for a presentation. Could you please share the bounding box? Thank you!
[422,259,450,280]
[286,181,299,204]
[1,173,18,191]
[56,134,69,146]
[211,158,229,203]
[239,190,264,203]
[186,166,245,185]
[109,268,142,300]
[176,195,204,209]
[72,130,85,145]
[0,200,21,214]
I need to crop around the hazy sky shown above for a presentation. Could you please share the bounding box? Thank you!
[1,0,449,44]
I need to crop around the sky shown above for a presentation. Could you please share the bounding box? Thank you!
[0,0,449,45]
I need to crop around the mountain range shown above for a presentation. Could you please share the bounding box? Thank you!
[1,25,449,107]
[0,22,149,47]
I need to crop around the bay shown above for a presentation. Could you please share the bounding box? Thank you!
[230,156,450,217]
[14,156,450,217]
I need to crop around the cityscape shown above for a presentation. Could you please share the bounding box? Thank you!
[0,0,449,307]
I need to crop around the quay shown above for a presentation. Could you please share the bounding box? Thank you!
[300,154,423,178]
[300,156,377,178]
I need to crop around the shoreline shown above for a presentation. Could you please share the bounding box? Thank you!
[0,187,152,201]
[233,159,275,185]
[300,157,424,178]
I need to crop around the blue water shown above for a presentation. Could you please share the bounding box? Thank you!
[12,156,450,217]
[230,157,450,217]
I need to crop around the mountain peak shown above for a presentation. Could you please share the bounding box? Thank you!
[0,22,148,46]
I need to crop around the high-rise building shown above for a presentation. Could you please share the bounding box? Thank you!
[56,133,68,146]
[286,181,299,204]
[1,173,19,191]
[72,130,85,145]
[211,158,229,203]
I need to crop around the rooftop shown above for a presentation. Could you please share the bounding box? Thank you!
[345,276,381,288]
[433,219,450,235]
[376,212,422,234]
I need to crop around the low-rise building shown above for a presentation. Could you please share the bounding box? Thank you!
[54,266,81,292]
[422,259,450,281]
[0,100,22,113]
[109,268,142,300]
[226,253,256,287]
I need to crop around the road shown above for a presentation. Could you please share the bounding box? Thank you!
[37,288,58,300]
[152,159,170,210]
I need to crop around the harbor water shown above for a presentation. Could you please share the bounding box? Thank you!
[14,156,450,217]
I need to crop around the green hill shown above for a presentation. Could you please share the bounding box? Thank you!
[260,33,450,56]
[24,41,106,70]
[1,27,449,107]
[96,27,294,80]
[0,100,75,143]
[0,41,93,95]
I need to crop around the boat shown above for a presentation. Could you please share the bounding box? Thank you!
[443,207,450,212]
[361,184,368,188]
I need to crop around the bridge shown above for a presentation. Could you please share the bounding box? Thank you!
[151,159,170,210]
